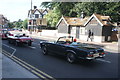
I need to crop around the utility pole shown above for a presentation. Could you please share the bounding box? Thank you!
[30,0,33,34]
[31,0,32,10]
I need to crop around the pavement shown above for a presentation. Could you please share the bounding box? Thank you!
[1,53,38,79]
[1,34,38,79]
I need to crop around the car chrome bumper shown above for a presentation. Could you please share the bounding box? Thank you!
[86,54,105,60]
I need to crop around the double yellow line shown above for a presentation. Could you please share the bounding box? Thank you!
[2,50,56,80]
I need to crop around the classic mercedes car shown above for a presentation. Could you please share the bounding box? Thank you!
[7,31,33,46]
[40,36,105,63]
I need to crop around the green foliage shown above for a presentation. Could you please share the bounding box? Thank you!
[41,2,120,27]
[22,19,28,29]
[8,19,27,29]
[13,19,23,28]
[8,22,14,28]
[105,2,120,22]
[44,9,61,27]
[55,2,77,17]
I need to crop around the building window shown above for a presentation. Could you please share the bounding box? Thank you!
[29,20,32,25]
[35,14,39,18]
[40,20,42,24]
[33,20,36,25]
[30,15,32,18]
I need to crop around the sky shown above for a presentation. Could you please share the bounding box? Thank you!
[0,0,51,22]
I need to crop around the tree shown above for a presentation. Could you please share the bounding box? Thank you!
[105,2,120,22]
[41,2,120,25]
[12,19,23,28]
[22,19,28,29]
[8,22,14,28]
[44,9,61,27]
[41,2,77,27]
[73,2,120,22]
[55,2,77,17]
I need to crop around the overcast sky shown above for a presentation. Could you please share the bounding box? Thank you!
[0,0,51,22]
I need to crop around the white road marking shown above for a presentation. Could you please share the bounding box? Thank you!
[3,50,55,79]
[28,46,36,49]
[2,43,16,57]
[96,59,111,63]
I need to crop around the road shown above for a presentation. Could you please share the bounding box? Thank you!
[2,38,119,79]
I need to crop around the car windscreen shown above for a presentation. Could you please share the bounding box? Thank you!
[14,33,24,37]
[57,37,73,44]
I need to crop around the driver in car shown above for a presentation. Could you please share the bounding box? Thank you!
[70,38,78,45]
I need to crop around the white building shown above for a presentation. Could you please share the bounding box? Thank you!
[28,6,48,32]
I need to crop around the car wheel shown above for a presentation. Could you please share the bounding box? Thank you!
[8,39,12,44]
[15,41,19,46]
[66,52,76,63]
[28,41,32,46]
[41,46,48,55]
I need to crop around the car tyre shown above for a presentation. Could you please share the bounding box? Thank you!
[66,52,76,63]
[41,46,48,55]
[28,41,32,46]
[15,41,19,46]
[8,39,12,44]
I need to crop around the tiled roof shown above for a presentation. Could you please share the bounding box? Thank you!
[93,14,111,26]
[28,9,50,15]
[58,14,113,27]
[63,16,89,26]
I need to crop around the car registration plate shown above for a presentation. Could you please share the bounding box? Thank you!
[93,53,99,57]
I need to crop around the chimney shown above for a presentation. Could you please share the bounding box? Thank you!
[80,11,85,19]
[34,6,37,9]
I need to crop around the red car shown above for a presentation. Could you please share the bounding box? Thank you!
[7,32,33,46]
[0,29,8,39]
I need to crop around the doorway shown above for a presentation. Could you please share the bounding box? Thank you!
[76,27,80,39]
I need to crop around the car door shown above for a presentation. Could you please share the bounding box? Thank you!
[53,43,67,55]
[46,42,66,55]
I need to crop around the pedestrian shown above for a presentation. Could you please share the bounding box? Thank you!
[91,32,94,41]
[87,30,92,41]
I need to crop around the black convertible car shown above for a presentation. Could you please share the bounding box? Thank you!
[40,36,105,63]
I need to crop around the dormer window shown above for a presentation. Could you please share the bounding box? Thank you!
[35,14,39,18]
[30,15,32,18]
[39,15,42,18]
